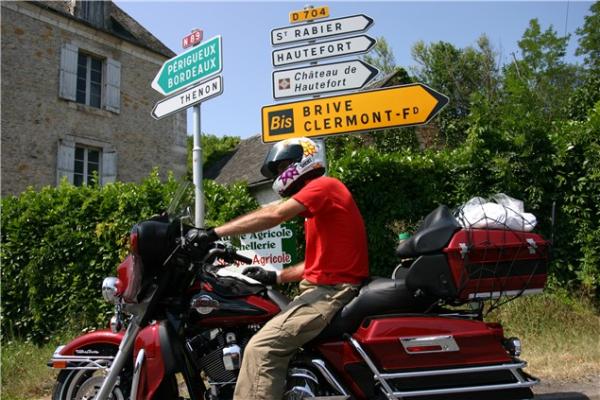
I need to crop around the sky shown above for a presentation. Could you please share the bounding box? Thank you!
[114,1,593,139]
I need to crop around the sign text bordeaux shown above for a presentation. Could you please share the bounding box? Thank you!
[151,75,222,120]
[152,35,222,96]
[261,84,449,143]
[272,14,374,46]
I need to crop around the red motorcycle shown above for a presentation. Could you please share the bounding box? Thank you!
[49,204,549,400]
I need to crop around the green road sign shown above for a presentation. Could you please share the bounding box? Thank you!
[151,35,222,96]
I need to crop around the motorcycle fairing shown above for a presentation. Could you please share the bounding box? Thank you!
[133,321,182,400]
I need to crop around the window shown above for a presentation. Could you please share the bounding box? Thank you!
[73,146,101,186]
[76,53,102,108]
[60,44,120,113]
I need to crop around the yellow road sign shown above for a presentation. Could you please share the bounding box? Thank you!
[289,6,330,24]
[261,83,449,143]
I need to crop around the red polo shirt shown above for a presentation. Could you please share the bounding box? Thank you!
[293,176,369,285]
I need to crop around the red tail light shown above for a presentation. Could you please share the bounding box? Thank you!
[130,229,139,255]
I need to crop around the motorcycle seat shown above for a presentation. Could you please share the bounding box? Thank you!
[313,277,436,341]
[395,205,461,258]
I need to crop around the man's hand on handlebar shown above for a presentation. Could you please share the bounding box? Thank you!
[242,267,278,285]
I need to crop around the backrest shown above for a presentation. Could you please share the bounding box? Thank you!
[396,205,461,258]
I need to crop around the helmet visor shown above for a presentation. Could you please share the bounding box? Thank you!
[260,143,304,179]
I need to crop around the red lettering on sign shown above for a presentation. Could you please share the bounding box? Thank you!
[182,30,203,49]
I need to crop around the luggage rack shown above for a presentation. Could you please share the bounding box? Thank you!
[451,227,549,314]
[348,336,538,400]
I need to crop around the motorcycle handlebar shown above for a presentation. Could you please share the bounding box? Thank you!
[201,245,252,265]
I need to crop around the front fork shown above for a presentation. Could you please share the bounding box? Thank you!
[95,320,141,400]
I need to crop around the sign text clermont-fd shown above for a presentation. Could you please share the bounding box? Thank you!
[261,84,449,143]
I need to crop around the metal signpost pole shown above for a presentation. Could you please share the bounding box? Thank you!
[192,104,204,228]
[152,29,222,228]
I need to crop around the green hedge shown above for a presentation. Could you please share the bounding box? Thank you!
[0,173,257,343]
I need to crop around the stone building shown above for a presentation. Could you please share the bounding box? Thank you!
[205,135,278,205]
[1,1,187,196]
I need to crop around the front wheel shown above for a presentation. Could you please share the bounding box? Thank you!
[52,368,128,400]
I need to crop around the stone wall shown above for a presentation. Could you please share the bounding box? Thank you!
[1,2,187,196]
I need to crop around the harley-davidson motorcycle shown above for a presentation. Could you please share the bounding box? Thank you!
[49,195,550,400]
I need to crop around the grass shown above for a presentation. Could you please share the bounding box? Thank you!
[1,292,598,399]
[487,290,600,382]
[1,336,61,400]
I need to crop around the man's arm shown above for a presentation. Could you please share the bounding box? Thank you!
[214,198,305,237]
[278,262,305,284]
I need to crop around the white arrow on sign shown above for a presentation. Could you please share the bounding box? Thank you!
[272,35,376,67]
[151,75,222,120]
[271,14,374,46]
[272,60,379,100]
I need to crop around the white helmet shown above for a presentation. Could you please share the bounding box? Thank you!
[260,138,326,197]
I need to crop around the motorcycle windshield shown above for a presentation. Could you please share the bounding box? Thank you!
[166,181,195,226]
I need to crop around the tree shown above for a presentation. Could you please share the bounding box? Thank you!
[186,134,240,180]
[411,35,500,146]
[576,1,600,72]
[362,36,397,74]
[504,19,579,122]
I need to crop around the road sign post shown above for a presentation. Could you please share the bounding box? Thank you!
[261,83,449,143]
[151,31,224,227]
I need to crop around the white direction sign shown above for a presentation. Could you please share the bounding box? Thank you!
[271,14,374,46]
[151,75,222,120]
[272,34,376,67]
[273,60,379,99]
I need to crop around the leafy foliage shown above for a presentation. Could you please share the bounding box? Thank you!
[576,1,600,72]
[0,172,257,343]
[186,133,240,179]
[411,35,500,146]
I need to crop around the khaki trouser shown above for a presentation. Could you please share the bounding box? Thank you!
[232,280,359,400]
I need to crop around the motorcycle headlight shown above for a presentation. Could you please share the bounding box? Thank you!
[102,277,122,304]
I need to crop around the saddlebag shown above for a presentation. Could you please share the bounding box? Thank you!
[338,315,537,400]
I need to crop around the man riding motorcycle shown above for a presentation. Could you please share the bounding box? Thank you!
[202,137,369,400]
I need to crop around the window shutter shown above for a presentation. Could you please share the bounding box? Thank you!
[57,139,75,184]
[101,150,117,185]
[59,43,78,101]
[105,58,121,113]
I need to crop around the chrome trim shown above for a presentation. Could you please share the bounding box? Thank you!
[392,380,538,397]
[311,359,349,397]
[348,336,538,400]
[399,335,459,354]
[468,288,544,299]
[380,362,528,379]
[289,367,318,384]
[348,337,398,400]
[96,320,141,400]
[50,354,115,370]
[130,349,145,400]
[102,277,122,304]
[190,294,220,314]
